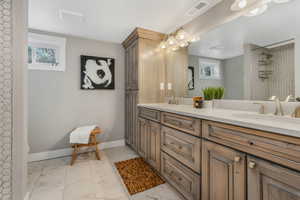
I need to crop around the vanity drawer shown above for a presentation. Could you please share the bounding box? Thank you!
[161,112,201,137]
[139,107,160,122]
[161,152,201,200]
[202,120,300,171]
[161,126,201,173]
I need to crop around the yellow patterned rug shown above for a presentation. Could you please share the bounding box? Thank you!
[115,157,165,195]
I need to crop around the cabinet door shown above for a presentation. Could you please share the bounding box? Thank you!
[131,40,139,90]
[125,91,130,145]
[125,49,130,90]
[138,118,148,159]
[131,90,138,150]
[248,156,300,200]
[202,140,246,200]
[147,121,161,171]
[125,40,139,90]
[161,152,201,200]
[125,91,138,150]
[125,91,133,146]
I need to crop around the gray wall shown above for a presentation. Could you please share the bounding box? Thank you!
[223,55,244,99]
[187,55,224,97]
[28,30,125,153]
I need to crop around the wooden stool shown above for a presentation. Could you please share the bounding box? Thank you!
[70,127,102,165]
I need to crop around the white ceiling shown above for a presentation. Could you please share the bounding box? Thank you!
[28,0,218,43]
[188,0,300,59]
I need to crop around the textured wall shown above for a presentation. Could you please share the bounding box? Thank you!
[0,0,12,199]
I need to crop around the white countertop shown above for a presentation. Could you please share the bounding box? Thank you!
[138,103,300,138]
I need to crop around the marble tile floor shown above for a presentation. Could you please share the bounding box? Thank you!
[28,146,183,200]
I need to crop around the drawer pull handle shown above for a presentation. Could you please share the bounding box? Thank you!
[249,161,256,169]
[234,156,241,163]
[178,146,183,150]
[248,141,255,145]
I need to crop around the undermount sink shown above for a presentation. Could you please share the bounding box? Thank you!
[232,113,300,124]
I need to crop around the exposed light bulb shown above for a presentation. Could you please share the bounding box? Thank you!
[176,29,187,40]
[160,42,167,49]
[238,0,247,8]
[179,41,189,48]
[167,36,176,45]
[171,46,179,51]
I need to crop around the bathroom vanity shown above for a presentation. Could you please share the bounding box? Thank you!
[132,104,300,200]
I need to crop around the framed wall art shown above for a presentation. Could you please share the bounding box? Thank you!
[80,55,115,90]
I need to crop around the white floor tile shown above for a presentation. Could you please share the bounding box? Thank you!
[27,146,182,200]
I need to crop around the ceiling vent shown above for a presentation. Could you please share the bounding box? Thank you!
[186,1,209,16]
[185,0,223,17]
[59,9,85,22]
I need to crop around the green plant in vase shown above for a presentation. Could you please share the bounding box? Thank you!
[202,87,215,101]
[214,87,225,99]
[202,87,225,100]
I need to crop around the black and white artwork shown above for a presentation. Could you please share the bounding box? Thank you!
[188,66,195,90]
[80,55,115,90]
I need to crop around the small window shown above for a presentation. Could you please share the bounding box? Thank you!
[28,33,66,71]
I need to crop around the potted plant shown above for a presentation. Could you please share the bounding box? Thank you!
[202,87,225,108]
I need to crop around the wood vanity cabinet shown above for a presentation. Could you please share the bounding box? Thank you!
[202,140,246,200]
[247,156,300,200]
[123,28,165,151]
[137,116,161,171]
[135,107,300,200]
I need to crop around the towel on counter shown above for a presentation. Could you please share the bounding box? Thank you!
[69,125,97,144]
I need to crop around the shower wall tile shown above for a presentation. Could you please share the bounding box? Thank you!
[0,0,12,199]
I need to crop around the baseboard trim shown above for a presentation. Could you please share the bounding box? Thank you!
[28,139,125,162]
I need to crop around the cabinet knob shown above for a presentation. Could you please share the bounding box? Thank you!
[249,161,256,169]
[234,156,241,163]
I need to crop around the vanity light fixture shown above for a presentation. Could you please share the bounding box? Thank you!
[159,28,201,51]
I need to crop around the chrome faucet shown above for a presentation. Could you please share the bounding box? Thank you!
[269,96,284,116]
[285,95,295,102]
